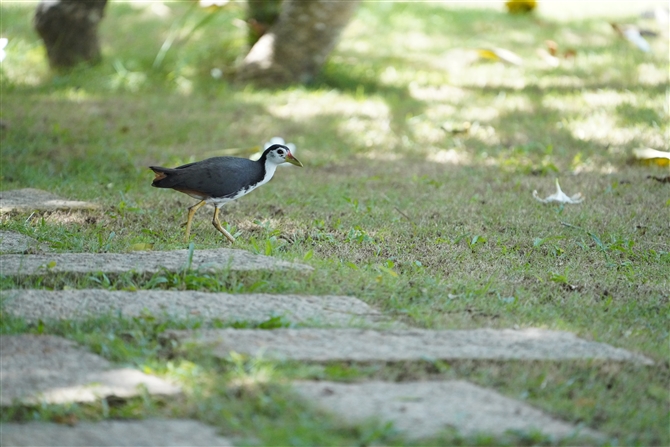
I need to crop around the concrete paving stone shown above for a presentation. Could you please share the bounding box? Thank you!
[292,380,604,441]
[0,419,233,446]
[0,248,313,276]
[2,289,393,327]
[0,231,47,254]
[0,188,100,213]
[164,328,654,364]
[0,335,180,406]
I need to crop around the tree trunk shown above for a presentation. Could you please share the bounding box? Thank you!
[34,0,108,69]
[246,0,282,47]
[237,0,360,86]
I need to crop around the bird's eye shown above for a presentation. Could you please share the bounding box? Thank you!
[277,149,284,155]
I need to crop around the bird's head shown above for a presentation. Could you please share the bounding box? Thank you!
[264,144,303,167]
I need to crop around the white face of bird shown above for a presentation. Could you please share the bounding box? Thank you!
[266,145,303,167]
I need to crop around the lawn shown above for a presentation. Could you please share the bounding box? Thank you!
[1,1,669,445]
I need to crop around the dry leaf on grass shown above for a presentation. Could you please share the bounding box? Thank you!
[533,179,584,204]
[505,0,537,14]
[477,48,524,66]
[538,40,577,68]
[632,148,670,167]
[611,23,654,52]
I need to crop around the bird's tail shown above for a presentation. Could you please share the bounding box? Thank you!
[149,166,170,187]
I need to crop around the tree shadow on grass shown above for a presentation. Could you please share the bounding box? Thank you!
[459,79,666,162]
[312,59,425,144]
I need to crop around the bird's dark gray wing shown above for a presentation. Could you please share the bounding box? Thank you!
[171,157,265,198]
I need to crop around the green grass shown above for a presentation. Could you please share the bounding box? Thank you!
[1,0,669,445]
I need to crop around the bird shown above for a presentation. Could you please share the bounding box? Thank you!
[150,144,303,243]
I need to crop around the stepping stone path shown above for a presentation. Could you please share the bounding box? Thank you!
[2,289,392,327]
[0,230,47,254]
[164,327,653,364]
[0,188,100,213]
[292,380,604,441]
[0,248,313,276]
[0,419,233,446]
[0,334,180,406]
[0,187,654,443]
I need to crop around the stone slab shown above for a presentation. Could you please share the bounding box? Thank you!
[0,248,312,276]
[165,328,654,364]
[0,188,100,213]
[0,335,180,406]
[0,419,233,446]
[292,380,604,441]
[1,289,391,327]
[0,231,47,254]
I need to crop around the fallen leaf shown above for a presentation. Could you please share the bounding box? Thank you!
[477,48,524,66]
[441,121,471,134]
[563,48,577,59]
[540,39,577,65]
[545,40,558,56]
[632,147,670,166]
[611,23,652,52]
[537,48,560,67]
[533,179,584,204]
[505,0,537,14]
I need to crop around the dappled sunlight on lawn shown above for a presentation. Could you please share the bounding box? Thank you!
[3,0,666,175]
[569,111,662,148]
[332,2,668,171]
[267,91,397,153]
[426,148,473,165]
[636,62,668,85]
[1,1,667,248]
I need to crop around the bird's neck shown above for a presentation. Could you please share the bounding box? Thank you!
[257,157,279,187]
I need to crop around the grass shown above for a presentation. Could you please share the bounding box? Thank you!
[1,0,669,445]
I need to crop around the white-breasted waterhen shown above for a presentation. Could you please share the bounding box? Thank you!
[150,144,302,243]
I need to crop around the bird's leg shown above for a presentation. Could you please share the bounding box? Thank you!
[184,200,206,242]
[212,206,236,243]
